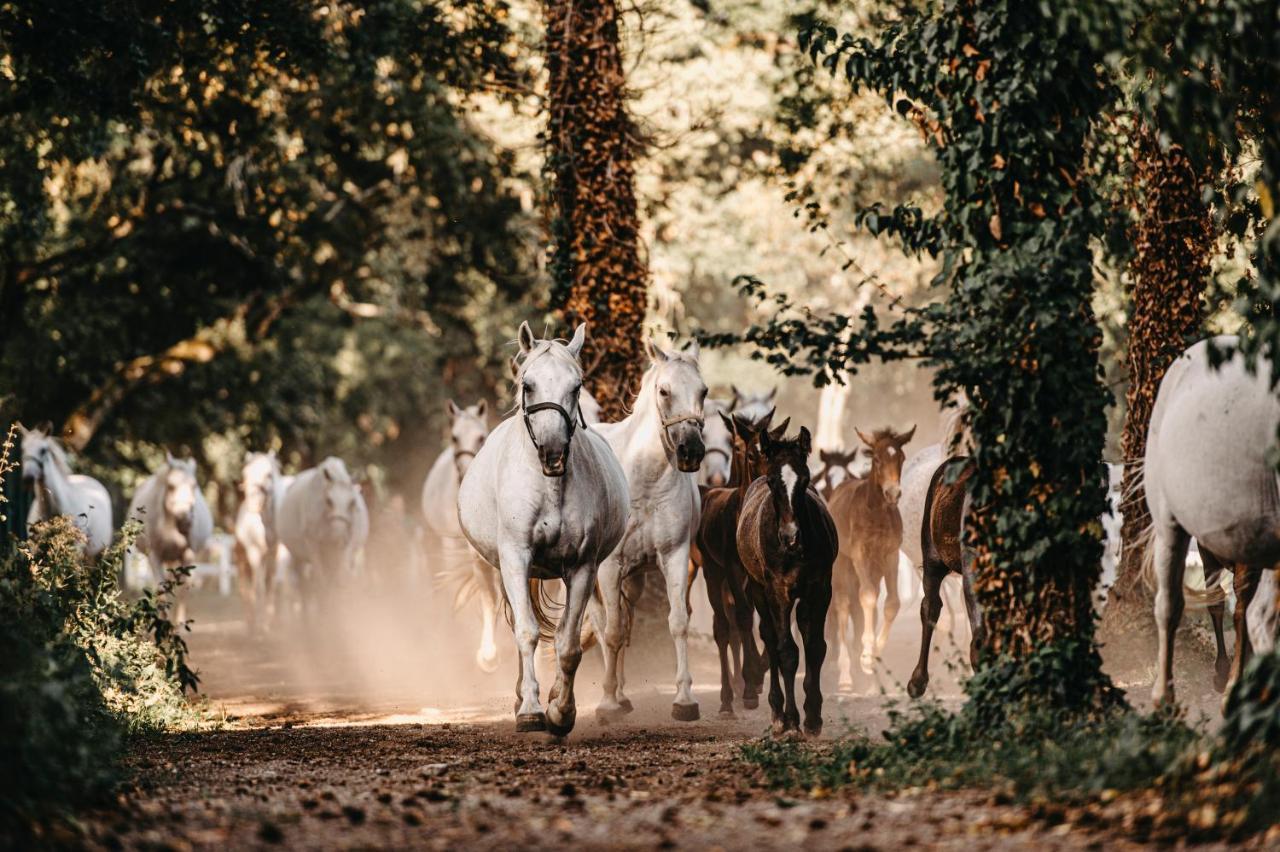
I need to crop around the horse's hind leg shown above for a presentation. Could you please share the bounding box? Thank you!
[1151,524,1190,706]
[798,583,831,737]
[961,565,985,671]
[749,582,785,731]
[474,558,500,673]
[1225,562,1261,700]
[594,554,630,722]
[497,545,545,731]
[908,558,944,699]
[731,570,763,708]
[661,544,699,721]
[705,562,736,717]
[1200,549,1231,692]
[547,563,596,737]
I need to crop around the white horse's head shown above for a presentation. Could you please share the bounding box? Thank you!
[446,400,489,478]
[241,451,280,508]
[515,321,587,477]
[701,399,733,487]
[941,390,974,457]
[644,338,708,473]
[318,456,362,547]
[162,452,201,532]
[18,421,65,489]
[730,385,778,427]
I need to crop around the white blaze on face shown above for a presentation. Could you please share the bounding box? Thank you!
[780,464,798,510]
[887,446,897,458]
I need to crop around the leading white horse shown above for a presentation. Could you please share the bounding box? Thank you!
[592,339,707,722]
[19,423,113,558]
[127,453,214,624]
[421,400,501,672]
[458,322,628,736]
[1147,335,1280,706]
[234,451,293,633]
[277,456,369,617]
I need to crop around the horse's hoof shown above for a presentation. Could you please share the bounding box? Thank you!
[516,712,547,733]
[596,703,629,724]
[742,696,759,710]
[476,652,500,674]
[546,708,576,737]
[672,702,700,722]
[907,677,927,699]
[859,655,875,676]
[1214,663,1231,694]
[804,723,823,739]
[718,707,736,720]
[618,698,634,713]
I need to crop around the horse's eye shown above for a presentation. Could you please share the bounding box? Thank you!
[659,387,670,397]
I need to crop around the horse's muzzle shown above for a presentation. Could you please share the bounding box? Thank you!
[540,450,568,478]
[707,471,728,488]
[882,483,901,506]
[675,436,705,473]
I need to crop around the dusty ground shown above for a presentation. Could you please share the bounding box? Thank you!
[66,577,1249,850]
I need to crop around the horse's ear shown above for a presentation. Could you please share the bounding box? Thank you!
[759,426,772,454]
[446,399,461,418]
[681,339,700,361]
[769,417,791,441]
[729,385,741,409]
[14,421,28,437]
[518,321,536,354]
[757,407,776,434]
[322,463,333,482]
[855,428,874,447]
[799,426,812,455]
[165,449,177,467]
[36,420,53,436]
[474,400,487,418]
[718,410,736,438]
[765,387,778,403]
[819,449,834,464]
[566,323,587,358]
[644,337,669,364]
[898,424,917,446]
[509,355,521,379]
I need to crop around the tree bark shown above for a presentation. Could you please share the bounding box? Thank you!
[1099,130,1214,659]
[542,0,647,421]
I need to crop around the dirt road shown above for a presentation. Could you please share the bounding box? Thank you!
[69,581,1241,850]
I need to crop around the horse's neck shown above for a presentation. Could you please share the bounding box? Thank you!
[612,395,683,490]
[37,460,81,519]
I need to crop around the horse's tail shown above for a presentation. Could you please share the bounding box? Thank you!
[1137,521,1228,609]
[501,578,599,650]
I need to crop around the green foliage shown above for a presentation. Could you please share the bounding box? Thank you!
[0,514,201,830]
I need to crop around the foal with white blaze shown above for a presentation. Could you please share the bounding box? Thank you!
[592,339,707,722]
[458,323,628,736]
[19,423,113,558]
[420,399,502,672]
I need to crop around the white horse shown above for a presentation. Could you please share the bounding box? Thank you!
[731,385,778,426]
[592,339,707,722]
[421,400,502,672]
[277,456,369,616]
[699,399,733,488]
[127,452,214,623]
[458,322,628,735]
[19,423,113,558]
[234,451,294,633]
[1147,335,1280,706]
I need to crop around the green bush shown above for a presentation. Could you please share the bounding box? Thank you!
[0,501,201,830]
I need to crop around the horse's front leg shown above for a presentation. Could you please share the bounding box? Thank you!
[594,553,630,722]
[497,545,545,731]
[798,583,831,737]
[1150,525,1190,706]
[703,560,736,717]
[662,543,700,721]
[875,551,901,655]
[732,566,764,707]
[907,558,944,699]
[855,553,880,675]
[750,583,785,733]
[776,596,801,733]
[473,557,500,673]
[547,562,596,737]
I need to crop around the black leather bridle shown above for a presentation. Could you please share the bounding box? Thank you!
[521,390,587,455]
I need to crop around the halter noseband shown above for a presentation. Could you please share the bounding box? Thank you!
[522,392,587,454]
[703,446,730,462]
[661,412,704,431]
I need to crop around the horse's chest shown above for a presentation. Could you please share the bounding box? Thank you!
[619,493,691,564]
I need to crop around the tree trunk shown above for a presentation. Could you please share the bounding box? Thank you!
[1099,130,1214,662]
[542,0,647,421]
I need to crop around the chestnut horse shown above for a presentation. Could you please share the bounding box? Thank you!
[695,409,776,716]
[907,457,985,698]
[738,424,837,735]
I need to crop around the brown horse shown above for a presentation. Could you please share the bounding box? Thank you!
[696,410,776,716]
[737,424,837,735]
[824,475,864,690]
[907,456,985,698]
[839,427,915,675]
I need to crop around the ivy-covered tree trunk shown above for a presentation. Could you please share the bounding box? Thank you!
[1099,131,1212,657]
[542,0,647,420]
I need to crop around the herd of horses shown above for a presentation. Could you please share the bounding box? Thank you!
[16,326,1280,737]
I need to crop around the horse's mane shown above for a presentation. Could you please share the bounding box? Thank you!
[941,392,973,454]
[44,438,73,477]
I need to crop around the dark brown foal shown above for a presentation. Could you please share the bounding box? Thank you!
[907,457,984,699]
[737,424,837,735]
[696,410,775,716]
